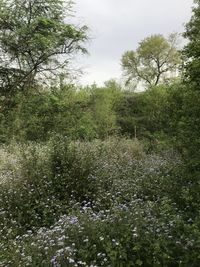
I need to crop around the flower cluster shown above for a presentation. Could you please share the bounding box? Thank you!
[0,138,199,266]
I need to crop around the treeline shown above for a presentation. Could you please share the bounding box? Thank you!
[0,80,183,146]
[0,0,199,183]
[0,0,198,170]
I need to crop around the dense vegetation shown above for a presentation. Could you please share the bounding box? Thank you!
[1,0,200,266]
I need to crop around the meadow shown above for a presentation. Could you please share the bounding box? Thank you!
[1,137,199,266]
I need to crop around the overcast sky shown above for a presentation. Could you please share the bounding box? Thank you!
[73,0,194,86]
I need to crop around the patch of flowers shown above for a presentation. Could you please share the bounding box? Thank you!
[1,137,200,266]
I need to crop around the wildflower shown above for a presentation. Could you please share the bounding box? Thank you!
[68,258,75,263]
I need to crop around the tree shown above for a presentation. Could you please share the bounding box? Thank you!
[90,84,120,138]
[178,0,200,170]
[121,34,181,87]
[0,0,88,97]
[115,85,169,142]
[183,0,200,85]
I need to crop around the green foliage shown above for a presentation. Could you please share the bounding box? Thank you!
[1,3,200,266]
[0,81,123,142]
[89,83,121,138]
[121,34,181,87]
[115,85,171,147]
[183,0,200,85]
[0,0,88,97]
[175,0,200,170]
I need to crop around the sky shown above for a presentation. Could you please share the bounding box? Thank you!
[73,0,194,86]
